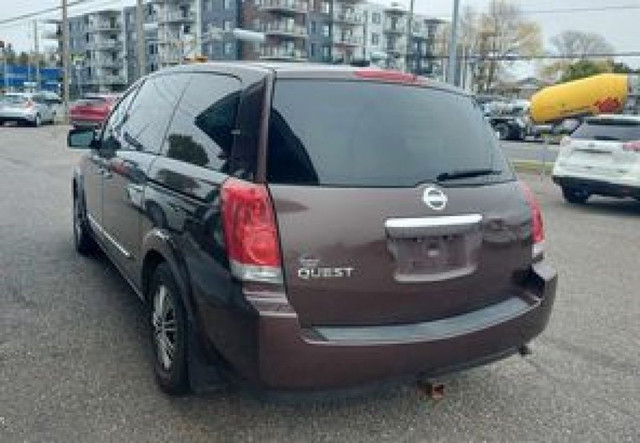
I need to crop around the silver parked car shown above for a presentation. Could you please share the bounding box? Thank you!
[0,92,58,127]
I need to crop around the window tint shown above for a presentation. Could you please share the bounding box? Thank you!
[101,85,139,151]
[120,74,188,153]
[267,80,512,187]
[163,73,241,172]
[572,119,640,142]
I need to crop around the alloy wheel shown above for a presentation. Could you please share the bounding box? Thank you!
[152,285,177,371]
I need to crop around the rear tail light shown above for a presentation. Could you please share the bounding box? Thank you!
[519,182,545,259]
[559,136,571,147]
[221,178,283,284]
[622,140,640,152]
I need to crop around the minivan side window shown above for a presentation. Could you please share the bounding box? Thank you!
[102,84,140,152]
[120,74,188,154]
[163,73,241,172]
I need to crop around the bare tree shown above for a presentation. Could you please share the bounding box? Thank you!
[458,1,542,92]
[540,31,615,83]
[551,30,615,60]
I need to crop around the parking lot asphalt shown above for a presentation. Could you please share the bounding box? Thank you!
[1,125,639,442]
[501,139,559,163]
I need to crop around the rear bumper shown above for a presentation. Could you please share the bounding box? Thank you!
[203,261,557,391]
[0,110,36,121]
[553,175,640,198]
[70,117,104,127]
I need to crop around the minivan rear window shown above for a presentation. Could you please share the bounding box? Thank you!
[572,119,640,142]
[267,80,513,187]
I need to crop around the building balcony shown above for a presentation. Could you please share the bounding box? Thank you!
[259,0,309,15]
[260,46,308,61]
[262,21,308,38]
[384,43,407,55]
[88,58,120,68]
[86,40,122,50]
[86,22,122,33]
[42,30,62,40]
[384,23,406,34]
[159,11,196,23]
[332,11,363,26]
[86,74,126,85]
[332,34,363,47]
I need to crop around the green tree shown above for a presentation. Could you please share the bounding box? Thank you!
[560,60,611,83]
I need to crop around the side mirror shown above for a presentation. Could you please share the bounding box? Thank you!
[68,127,99,149]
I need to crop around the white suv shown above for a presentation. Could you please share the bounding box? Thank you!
[552,114,640,204]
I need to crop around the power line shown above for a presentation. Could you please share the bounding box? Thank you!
[0,0,103,26]
[433,4,640,19]
[429,52,640,61]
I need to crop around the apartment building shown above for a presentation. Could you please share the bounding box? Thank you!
[66,10,127,93]
[47,1,445,93]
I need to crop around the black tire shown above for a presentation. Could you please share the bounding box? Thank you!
[73,192,96,254]
[562,187,590,204]
[149,263,190,395]
[495,123,510,140]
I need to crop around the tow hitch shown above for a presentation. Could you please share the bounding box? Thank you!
[417,379,445,400]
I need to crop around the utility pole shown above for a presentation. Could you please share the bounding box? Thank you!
[447,0,460,85]
[405,0,415,73]
[34,21,41,89]
[136,0,146,78]
[62,0,70,118]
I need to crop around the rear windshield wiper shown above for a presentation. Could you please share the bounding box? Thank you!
[592,135,620,141]
[436,168,502,182]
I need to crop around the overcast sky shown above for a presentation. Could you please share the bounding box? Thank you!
[1,0,639,73]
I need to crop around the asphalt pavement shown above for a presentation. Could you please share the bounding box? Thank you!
[1,125,639,442]
[501,139,559,163]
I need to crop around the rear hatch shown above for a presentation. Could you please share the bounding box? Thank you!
[266,78,533,327]
[560,117,640,178]
[1,95,30,112]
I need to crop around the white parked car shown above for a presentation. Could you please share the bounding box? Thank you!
[552,114,640,204]
[0,92,59,127]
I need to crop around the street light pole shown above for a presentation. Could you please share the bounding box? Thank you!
[34,20,41,89]
[62,0,70,117]
[446,0,460,85]
[405,0,415,73]
[136,0,146,78]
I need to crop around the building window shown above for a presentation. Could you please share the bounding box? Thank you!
[322,45,330,59]
[205,0,212,11]
[372,13,381,24]
[371,33,379,45]
[310,21,316,34]
[223,0,231,10]
[310,42,316,57]
[223,19,233,31]
[224,42,233,56]
[322,24,330,37]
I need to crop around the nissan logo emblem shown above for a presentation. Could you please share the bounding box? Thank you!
[423,187,448,211]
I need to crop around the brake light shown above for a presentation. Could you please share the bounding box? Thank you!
[519,182,545,259]
[354,69,419,84]
[622,140,640,152]
[560,136,571,147]
[221,178,282,284]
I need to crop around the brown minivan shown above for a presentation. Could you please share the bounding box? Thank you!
[68,63,557,395]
